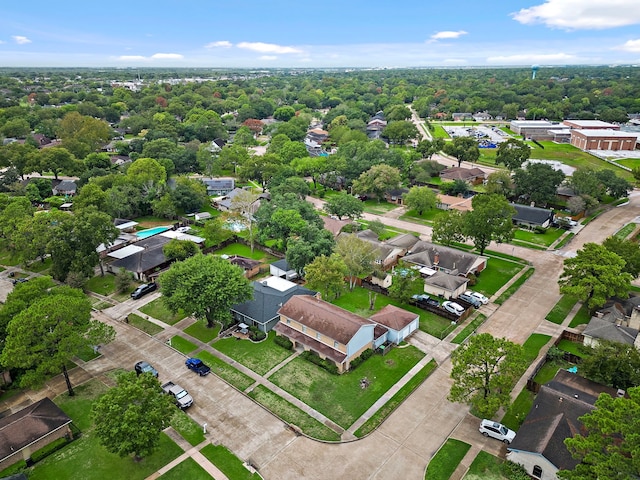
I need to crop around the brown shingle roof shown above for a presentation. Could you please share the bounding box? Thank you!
[0,398,72,462]
[277,295,373,345]
[369,305,419,331]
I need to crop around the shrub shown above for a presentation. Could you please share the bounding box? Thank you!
[248,326,266,341]
[30,437,69,463]
[115,267,134,293]
[534,226,547,234]
[500,460,531,480]
[301,350,338,374]
[467,272,477,286]
[349,348,374,370]
[274,335,293,350]
[546,345,565,362]
[341,223,355,233]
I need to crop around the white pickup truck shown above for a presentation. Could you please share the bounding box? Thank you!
[161,381,193,409]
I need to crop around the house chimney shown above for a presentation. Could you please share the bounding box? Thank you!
[629,307,640,331]
[434,251,440,266]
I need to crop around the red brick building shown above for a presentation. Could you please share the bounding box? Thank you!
[570,129,638,151]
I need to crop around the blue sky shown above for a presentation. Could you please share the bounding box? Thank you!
[1,0,640,68]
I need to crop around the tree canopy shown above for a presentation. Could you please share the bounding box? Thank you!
[464,194,515,255]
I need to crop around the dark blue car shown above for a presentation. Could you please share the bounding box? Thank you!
[185,358,211,376]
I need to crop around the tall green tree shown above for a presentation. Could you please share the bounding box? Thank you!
[495,138,531,170]
[351,164,401,202]
[92,371,176,461]
[580,340,640,390]
[324,193,364,220]
[513,163,565,207]
[160,254,253,328]
[558,243,633,310]
[403,186,437,215]
[0,287,115,395]
[304,254,347,300]
[163,239,199,262]
[449,333,526,418]
[560,387,640,480]
[431,209,466,246]
[387,264,422,304]
[443,136,480,167]
[335,234,379,290]
[485,170,514,197]
[285,226,335,276]
[602,236,640,278]
[464,194,515,255]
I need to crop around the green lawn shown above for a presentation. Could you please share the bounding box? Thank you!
[569,304,591,328]
[213,242,276,262]
[545,295,579,325]
[512,227,564,247]
[522,334,551,362]
[185,321,221,343]
[332,287,454,339]
[212,332,293,376]
[88,296,114,310]
[139,298,187,325]
[362,199,401,215]
[270,346,425,428]
[463,451,506,480]
[354,359,437,437]
[555,232,575,249]
[614,158,640,169]
[474,257,526,296]
[27,257,52,273]
[501,389,534,431]
[196,351,255,391]
[533,359,572,385]
[557,339,589,358]
[494,268,534,305]
[399,207,446,225]
[424,439,471,480]
[199,444,260,480]
[127,313,164,336]
[432,125,450,139]
[85,274,116,296]
[451,314,487,344]
[248,385,341,441]
[170,410,206,446]
[169,335,198,355]
[0,247,22,266]
[23,379,185,480]
[159,458,212,480]
[615,222,636,239]
[76,345,101,362]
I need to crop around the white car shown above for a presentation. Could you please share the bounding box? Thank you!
[465,290,489,305]
[443,301,465,316]
[479,419,516,444]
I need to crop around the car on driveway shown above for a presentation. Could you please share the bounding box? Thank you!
[411,294,440,307]
[443,301,465,316]
[479,419,516,444]
[185,357,211,376]
[134,361,158,377]
[457,293,482,309]
[11,278,29,286]
[465,290,489,305]
[131,282,157,299]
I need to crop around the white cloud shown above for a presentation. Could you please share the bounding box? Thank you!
[617,39,640,52]
[237,42,302,54]
[486,52,576,63]
[512,0,640,30]
[117,55,147,61]
[259,55,277,60]
[205,40,232,48]
[151,53,183,59]
[12,35,31,45]
[430,30,468,40]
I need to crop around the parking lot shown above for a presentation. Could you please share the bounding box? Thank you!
[445,125,509,146]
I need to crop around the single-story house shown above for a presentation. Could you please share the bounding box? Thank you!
[385,188,409,205]
[0,398,72,471]
[274,295,378,373]
[423,271,468,299]
[402,241,488,277]
[352,230,404,269]
[230,276,315,332]
[436,194,474,212]
[440,167,486,185]
[369,305,419,344]
[270,259,298,281]
[582,301,640,349]
[226,255,261,278]
[52,180,77,196]
[507,370,621,480]
[214,187,267,213]
[511,203,554,229]
[106,235,172,281]
[452,112,473,121]
[472,111,492,122]
[321,216,352,237]
[113,218,139,232]
[201,178,235,196]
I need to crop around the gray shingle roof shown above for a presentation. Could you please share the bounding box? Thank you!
[403,241,484,276]
[510,203,554,225]
[231,282,314,325]
[423,271,468,290]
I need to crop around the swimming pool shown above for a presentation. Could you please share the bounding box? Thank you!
[136,226,171,239]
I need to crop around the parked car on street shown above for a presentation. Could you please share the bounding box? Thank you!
[479,419,516,444]
[443,301,465,316]
[185,358,211,376]
[134,361,158,377]
[162,381,193,409]
[464,290,489,305]
[458,293,482,309]
[131,282,157,299]
[11,278,28,286]
[411,294,440,307]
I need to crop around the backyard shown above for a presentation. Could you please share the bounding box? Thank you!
[213,242,278,263]
[269,345,425,428]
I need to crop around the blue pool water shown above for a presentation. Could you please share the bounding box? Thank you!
[136,226,171,239]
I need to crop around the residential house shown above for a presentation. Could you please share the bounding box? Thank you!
[511,203,554,229]
[343,230,404,269]
[472,111,492,122]
[423,271,468,299]
[274,295,377,373]
[201,178,235,196]
[0,398,72,471]
[194,212,212,222]
[52,180,77,196]
[226,255,261,278]
[452,113,473,122]
[366,112,387,140]
[402,241,488,277]
[439,167,486,185]
[231,276,315,332]
[385,187,409,205]
[270,259,298,280]
[110,154,131,166]
[321,216,352,237]
[436,194,474,212]
[369,305,419,344]
[582,299,640,349]
[507,370,621,480]
[107,235,172,281]
[214,187,267,213]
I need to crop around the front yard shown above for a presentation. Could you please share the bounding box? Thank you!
[512,227,564,248]
[139,298,187,325]
[269,345,425,428]
[211,331,293,375]
[473,256,527,296]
